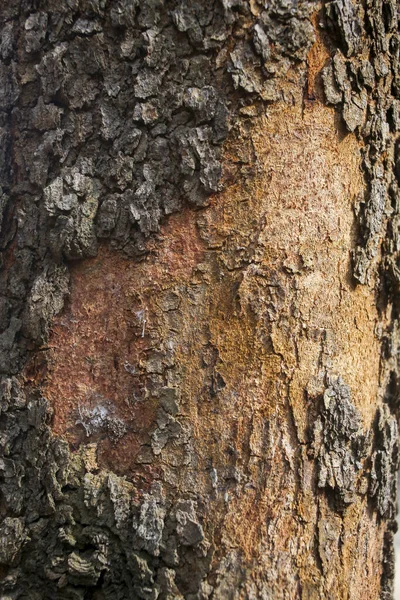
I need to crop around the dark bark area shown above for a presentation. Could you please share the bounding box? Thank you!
[0,1,399,599]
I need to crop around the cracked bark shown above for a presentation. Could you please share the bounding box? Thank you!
[0,1,399,599]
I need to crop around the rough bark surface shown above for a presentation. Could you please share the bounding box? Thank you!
[0,1,399,599]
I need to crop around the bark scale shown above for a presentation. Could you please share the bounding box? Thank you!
[0,1,399,599]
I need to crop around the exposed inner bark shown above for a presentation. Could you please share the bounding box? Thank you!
[39,209,204,484]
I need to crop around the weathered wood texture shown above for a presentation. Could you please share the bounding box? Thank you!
[0,1,399,599]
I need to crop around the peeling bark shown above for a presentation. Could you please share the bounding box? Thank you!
[0,1,399,599]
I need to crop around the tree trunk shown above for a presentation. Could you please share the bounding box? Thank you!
[0,0,399,598]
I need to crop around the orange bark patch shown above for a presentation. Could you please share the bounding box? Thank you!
[34,208,204,480]
[168,95,383,596]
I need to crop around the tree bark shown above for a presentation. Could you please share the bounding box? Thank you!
[0,1,399,599]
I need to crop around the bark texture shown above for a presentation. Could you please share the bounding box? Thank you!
[0,1,399,599]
